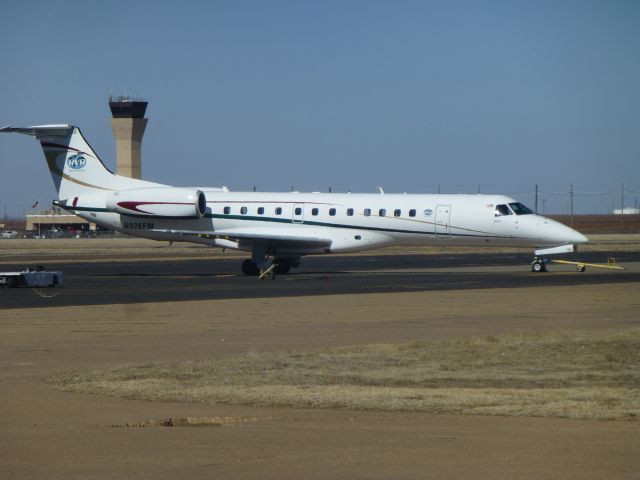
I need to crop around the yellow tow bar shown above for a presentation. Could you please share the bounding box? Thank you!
[551,258,625,272]
[259,263,277,280]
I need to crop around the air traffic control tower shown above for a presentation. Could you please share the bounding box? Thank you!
[109,96,148,179]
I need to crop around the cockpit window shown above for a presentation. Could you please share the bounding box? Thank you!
[495,204,511,216]
[509,202,533,215]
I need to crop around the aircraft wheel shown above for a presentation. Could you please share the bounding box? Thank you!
[577,265,586,272]
[7,276,18,288]
[241,259,260,276]
[52,275,59,287]
[274,260,291,275]
[531,261,546,273]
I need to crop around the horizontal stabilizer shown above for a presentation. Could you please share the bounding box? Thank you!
[0,124,74,137]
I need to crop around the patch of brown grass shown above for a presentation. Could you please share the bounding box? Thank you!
[113,416,258,428]
[53,327,640,420]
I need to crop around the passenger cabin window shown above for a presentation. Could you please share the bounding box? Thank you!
[223,206,231,214]
[312,208,319,216]
[379,209,386,217]
[257,207,264,215]
[409,209,416,217]
[275,207,282,215]
[347,208,354,216]
[329,208,336,216]
[394,209,401,217]
[295,207,302,215]
[240,206,248,215]
[495,204,511,216]
[364,208,371,217]
[509,202,534,215]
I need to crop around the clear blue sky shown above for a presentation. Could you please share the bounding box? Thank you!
[1,0,639,217]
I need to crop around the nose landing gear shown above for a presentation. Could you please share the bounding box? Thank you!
[531,245,575,273]
[531,257,547,273]
[531,256,625,273]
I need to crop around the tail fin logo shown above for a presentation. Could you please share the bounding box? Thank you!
[66,153,87,170]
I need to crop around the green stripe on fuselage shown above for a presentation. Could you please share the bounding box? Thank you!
[65,207,511,239]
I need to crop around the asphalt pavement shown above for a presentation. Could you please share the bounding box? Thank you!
[1,251,639,309]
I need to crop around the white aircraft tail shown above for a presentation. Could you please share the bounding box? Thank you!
[0,124,159,200]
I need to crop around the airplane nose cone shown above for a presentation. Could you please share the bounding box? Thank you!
[572,230,589,244]
[534,216,588,245]
[555,221,588,244]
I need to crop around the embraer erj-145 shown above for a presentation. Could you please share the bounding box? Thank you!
[1,125,588,276]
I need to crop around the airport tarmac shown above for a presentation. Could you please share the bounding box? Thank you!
[1,250,639,308]
[1,244,639,479]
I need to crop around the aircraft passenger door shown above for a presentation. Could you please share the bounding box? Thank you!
[292,203,305,223]
[435,205,451,238]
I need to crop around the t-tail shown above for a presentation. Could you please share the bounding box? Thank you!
[0,124,160,200]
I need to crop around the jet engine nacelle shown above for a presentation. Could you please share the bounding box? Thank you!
[106,187,207,218]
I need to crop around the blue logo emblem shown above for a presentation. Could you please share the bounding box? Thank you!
[66,153,87,170]
[424,209,433,217]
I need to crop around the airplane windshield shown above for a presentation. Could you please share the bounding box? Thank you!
[509,202,534,215]
[495,204,511,216]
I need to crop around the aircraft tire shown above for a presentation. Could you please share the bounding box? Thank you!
[531,261,546,273]
[274,261,291,275]
[241,259,260,276]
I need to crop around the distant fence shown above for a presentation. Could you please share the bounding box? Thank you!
[413,184,640,216]
[261,184,640,216]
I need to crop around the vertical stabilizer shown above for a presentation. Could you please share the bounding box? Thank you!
[0,125,160,200]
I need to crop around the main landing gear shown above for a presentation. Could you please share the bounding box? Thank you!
[241,251,300,279]
[241,259,260,276]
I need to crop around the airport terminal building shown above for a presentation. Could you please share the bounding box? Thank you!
[25,206,97,235]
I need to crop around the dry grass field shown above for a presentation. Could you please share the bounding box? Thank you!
[55,327,640,420]
[1,283,639,478]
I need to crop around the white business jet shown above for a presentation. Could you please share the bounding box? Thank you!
[1,125,587,276]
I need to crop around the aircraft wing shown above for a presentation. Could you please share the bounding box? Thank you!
[151,227,333,251]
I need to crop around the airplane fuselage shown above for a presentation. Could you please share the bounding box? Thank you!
[1,124,588,274]
[74,191,586,256]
